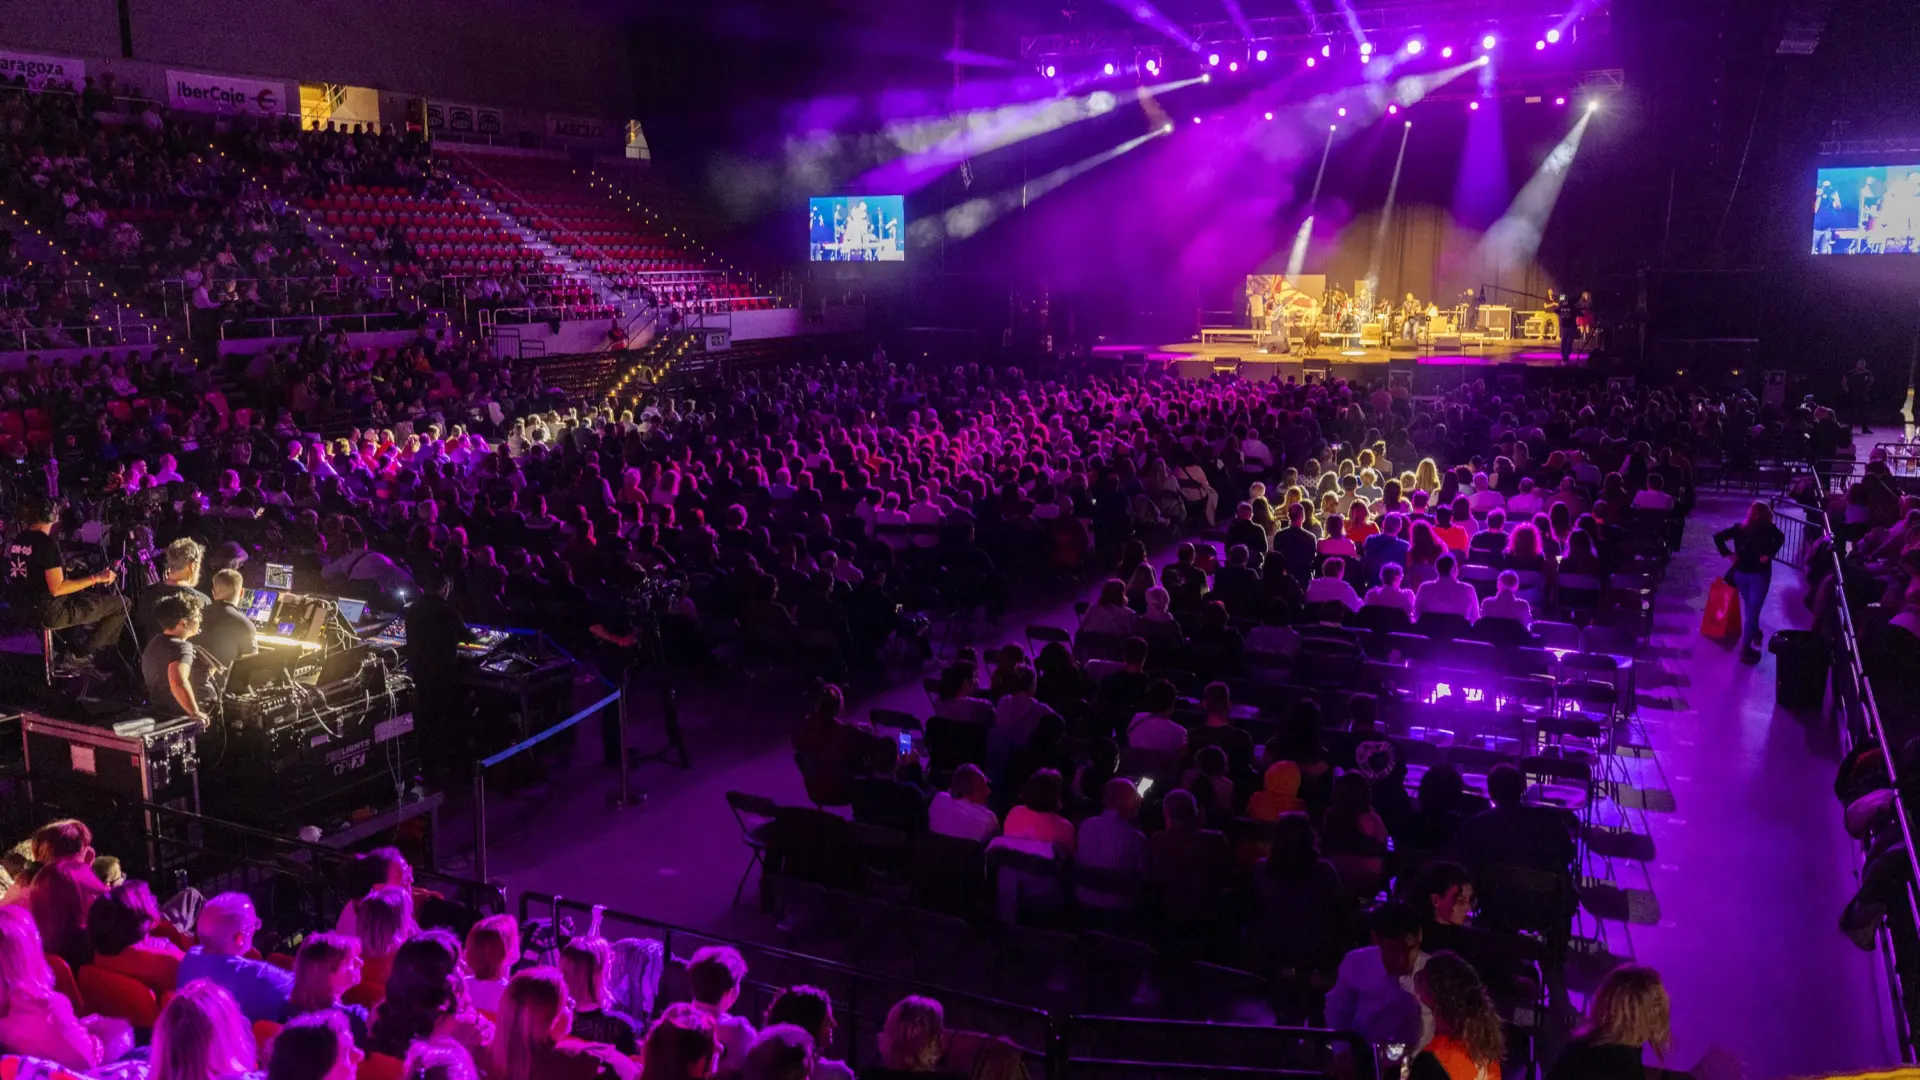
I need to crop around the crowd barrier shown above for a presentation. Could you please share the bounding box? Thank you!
[516,892,1376,1080]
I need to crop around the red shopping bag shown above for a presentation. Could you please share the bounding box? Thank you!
[1701,579,1741,639]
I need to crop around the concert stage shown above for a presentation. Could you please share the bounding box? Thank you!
[1088,336,1586,388]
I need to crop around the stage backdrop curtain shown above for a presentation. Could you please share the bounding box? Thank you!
[1308,204,1556,311]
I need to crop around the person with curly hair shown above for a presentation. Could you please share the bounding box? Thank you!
[1409,951,1504,1080]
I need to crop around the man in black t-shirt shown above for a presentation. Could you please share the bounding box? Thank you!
[6,498,126,671]
[141,592,205,722]
[136,538,208,641]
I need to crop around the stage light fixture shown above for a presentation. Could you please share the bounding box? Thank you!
[1469,101,1480,110]
[1360,42,1373,55]
[1103,61,1116,75]
[1043,64,1057,77]
[1306,57,1316,67]
[1264,111,1274,120]
[1337,107,1347,116]
[1481,34,1497,49]
[1587,99,1600,113]
[1477,55,1492,66]
[1387,104,1398,114]
[1406,39,1424,55]
[1256,48,1269,62]
[1535,40,1547,50]
[1405,120,1413,128]
[1546,28,1562,43]
[1555,96,1567,105]
[1208,53,1220,66]
[1201,72,1212,83]
[1441,45,1454,58]
[1322,44,1332,57]
[1229,61,1239,72]
[1145,59,1159,74]
[1330,124,1338,131]
[1193,116,1202,124]
[1163,123,1175,133]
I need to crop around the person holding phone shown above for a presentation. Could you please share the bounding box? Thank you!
[1075,778,1148,910]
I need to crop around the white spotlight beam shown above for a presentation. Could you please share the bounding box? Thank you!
[1284,125,1339,279]
[911,128,1170,244]
[1477,110,1594,274]
[1365,122,1414,302]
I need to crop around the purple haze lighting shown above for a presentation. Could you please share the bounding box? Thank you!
[1546,28,1562,43]
[1208,53,1220,66]
[1441,45,1454,58]
[1256,49,1269,61]
[1481,34,1497,49]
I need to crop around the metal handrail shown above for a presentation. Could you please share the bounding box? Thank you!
[1810,466,1920,1060]
[0,320,158,351]
[218,311,413,339]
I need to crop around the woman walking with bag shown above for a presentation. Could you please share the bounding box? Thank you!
[1713,501,1786,661]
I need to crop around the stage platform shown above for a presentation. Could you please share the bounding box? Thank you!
[1087,336,1587,387]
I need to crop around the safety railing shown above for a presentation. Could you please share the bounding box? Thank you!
[515,891,1373,1080]
[0,319,158,351]
[218,310,414,339]
[477,303,620,327]
[1810,466,1920,1061]
[1772,502,1820,569]
[159,274,392,313]
[469,633,624,885]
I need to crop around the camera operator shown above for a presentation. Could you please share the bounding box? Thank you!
[143,591,208,723]
[5,497,126,676]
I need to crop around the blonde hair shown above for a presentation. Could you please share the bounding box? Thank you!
[879,995,945,1071]
[150,979,259,1080]
[290,931,361,1013]
[1414,458,1441,493]
[464,915,519,982]
[0,906,55,1017]
[1580,964,1673,1054]
[492,968,569,1080]
[559,936,613,1013]
[354,884,416,960]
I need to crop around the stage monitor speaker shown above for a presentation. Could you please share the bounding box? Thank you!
[1212,356,1241,376]
[1495,365,1527,396]
[1302,358,1331,384]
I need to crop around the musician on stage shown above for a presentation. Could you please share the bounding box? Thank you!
[142,592,208,723]
[5,497,126,677]
[1550,292,1581,364]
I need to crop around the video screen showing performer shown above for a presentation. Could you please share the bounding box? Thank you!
[809,196,906,262]
[1813,164,1920,255]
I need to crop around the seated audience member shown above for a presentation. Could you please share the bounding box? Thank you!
[765,985,853,1080]
[1630,473,1676,511]
[641,1002,720,1080]
[289,932,369,1041]
[1248,813,1345,977]
[16,819,108,969]
[1033,642,1091,716]
[1125,679,1188,755]
[1305,556,1363,612]
[1559,529,1605,577]
[1409,951,1504,1080]
[1321,772,1390,892]
[1430,506,1469,553]
[363,931,493,1062]
[0,906,128,1068]
[1186,682,1254,774]
[1138,586,1182,641]
[149,979,259,1080]
[1467,511,1509,559]
[1095,637,1154,711]
[1002,768,1077,854]
[89,879,186,992]
[179,891,294,1023]
[337,847,416,936]
[1467,472,1505,515]
[742,1024,815,1080]
[879,995,1025,1077]
[1317,514,1357,557]
[1407,862,1477,956]
[463,914,521,1013]
[405,1036,482,1080]
[560,936,641,1055]
[928,764,1000,843]
[193,568,258,670]
[1479,570,1533,628]
[348,884,418,1005]
[687,945,758,1069]
[1364,563,1417,615]
[1507,477,1545,518]
[1547,964,1673,1080]
[1247,760,1307,822]
[491,967,639,1079]
[791,685,889,805]
[1078,578,1139,637]
[931,660,994,725]
[1324,903,1430,1053]
[1396,765,1473,856]
[1414,556,1480,622]
[850,755,932,834]
[1449,764,1576,875]
[1273,503,1319,583]
[1149,789,1233,920]
[1075,778,1148,908]
[1362,513,1411,577]
[266,1009,361,1080]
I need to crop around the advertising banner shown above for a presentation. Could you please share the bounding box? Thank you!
[546,114,607,141]
[0,50,85,92]
[166,69,285,115]
[427,102,503,135]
